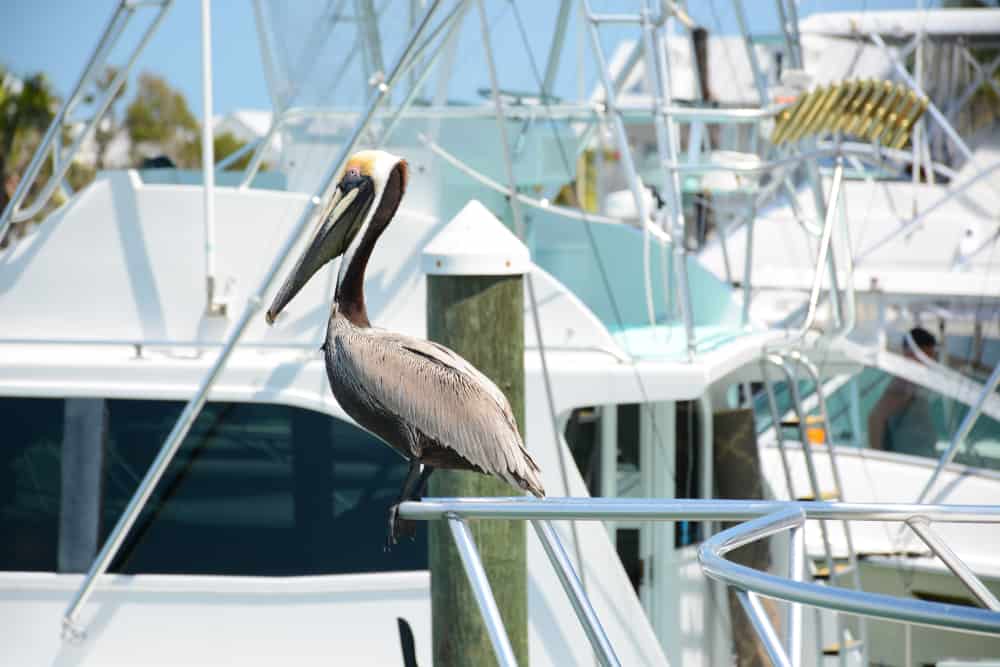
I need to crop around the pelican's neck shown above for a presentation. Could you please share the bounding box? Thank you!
[333,163,406,328]
[334,231,375,327]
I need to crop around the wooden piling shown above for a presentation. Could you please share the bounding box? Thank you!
[427,273,529,667]
[713,407,782,667]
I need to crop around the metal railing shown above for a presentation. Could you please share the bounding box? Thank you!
[0,0,174,245]
[400,497,1000,667]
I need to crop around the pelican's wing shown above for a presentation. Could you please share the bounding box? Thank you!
[337,329,545,496]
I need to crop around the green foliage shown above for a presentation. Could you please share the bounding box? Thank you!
[66,161,96,192]
[126,72,197,143]
[1,69,60,244]
[212,131,267,172]
[213,131,247,169]
[125,72,200,167]
[1,71,56,174]
[1,65,270,247]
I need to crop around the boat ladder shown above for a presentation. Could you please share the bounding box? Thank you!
[762,351,868,665]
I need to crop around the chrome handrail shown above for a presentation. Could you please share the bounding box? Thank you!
[400,497,1000,667]
[699,506,1000,636]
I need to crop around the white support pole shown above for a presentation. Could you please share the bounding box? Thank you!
[698,394,714,537]
[201,0,219,315]
[600,404,618,539]
[912,29,923,211]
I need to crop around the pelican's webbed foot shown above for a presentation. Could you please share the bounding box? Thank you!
[385,504,418,550]
[386,504,400,550]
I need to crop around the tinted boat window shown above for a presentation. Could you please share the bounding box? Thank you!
[1,398,427,575]
[0,398,64,571]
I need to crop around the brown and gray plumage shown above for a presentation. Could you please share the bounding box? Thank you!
[265,150,544,541]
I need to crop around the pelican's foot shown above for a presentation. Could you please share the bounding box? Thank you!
[385,504,417,550]
[386,504,400,550]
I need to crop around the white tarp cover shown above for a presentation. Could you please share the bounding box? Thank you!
[799,9,1000,38]
[602,34,893,105]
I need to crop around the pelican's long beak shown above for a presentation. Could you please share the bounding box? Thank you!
[265,174,375,324]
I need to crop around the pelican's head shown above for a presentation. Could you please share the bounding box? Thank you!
[266,150,408,324]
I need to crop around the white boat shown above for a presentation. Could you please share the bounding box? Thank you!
[2,2,999,666]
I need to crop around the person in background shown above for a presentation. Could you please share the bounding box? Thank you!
[868,327,939,457]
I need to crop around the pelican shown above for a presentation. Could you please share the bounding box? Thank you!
[266,149,545,542]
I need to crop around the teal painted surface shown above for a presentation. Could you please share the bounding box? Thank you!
[609,323,747,360]
[523,207,742,358]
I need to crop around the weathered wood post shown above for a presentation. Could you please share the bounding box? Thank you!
[423,200,530,666]
[713,407,782,667]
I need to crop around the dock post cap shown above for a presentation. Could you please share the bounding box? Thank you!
[422,200,530,276]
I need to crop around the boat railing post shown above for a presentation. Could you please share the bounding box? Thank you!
[531,520,622,667]
[786,523,805,665]
[906,517,1000,611]
[447,515,520,667]
[59,0,446,640]
[736,590,792,667]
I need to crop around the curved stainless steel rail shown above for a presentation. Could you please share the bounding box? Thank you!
[400,498,1000,667]
[699,506,1000,666]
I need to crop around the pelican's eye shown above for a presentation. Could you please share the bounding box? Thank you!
[340,166,366,193]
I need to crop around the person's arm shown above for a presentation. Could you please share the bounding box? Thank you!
[868,382,912,449]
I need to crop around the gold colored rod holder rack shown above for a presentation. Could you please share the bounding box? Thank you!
[773,78,928,149]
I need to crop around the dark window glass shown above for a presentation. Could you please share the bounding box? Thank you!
[0,398,64,571]
[617,404,640,471]
[564,407,602,496]
[562,402,704,552]
[1,397,426,575]
[675,401,702,547]
[616,528,641,594]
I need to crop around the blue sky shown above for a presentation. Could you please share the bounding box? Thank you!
[1,0,936,120]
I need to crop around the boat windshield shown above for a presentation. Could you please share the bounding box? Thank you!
[0,397,426,575]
